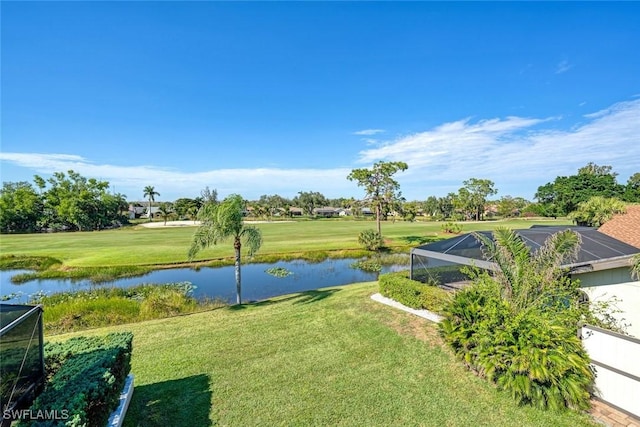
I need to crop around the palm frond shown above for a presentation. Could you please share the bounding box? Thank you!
[533,229,580,283]
[241,226,263,256]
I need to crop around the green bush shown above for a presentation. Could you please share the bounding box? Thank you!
[357,229,383,251]
[440,222,463,234]
[440,282,593,410]
[378,271,450,313]
[20,332,133,427]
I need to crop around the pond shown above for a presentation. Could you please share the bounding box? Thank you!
[0,258,407,304]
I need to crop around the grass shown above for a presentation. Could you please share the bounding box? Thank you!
[51,282,596,427]
[0,218,571,272]
[32,283,226,334]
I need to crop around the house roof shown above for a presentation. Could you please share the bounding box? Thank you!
[412,226,640,274]
[598,205,640,249]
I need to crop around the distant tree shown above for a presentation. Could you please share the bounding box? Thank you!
[157,202,174,226]
[143,186,160,222]
[173,198,199,219]
[1,172,126,233]
[40,171,126,231]
[188,194,262,305]
[200,187,218,205]
[187,205,199,224]
[459,178,497,221]
[402,201,420,222]
[423,196,439,218]
[568,196,626,227]
[347,161,408,235]
[578,162,616,177]
[293,191,328,216]
[438,194,456,219]
[0,182,43,233]
[623,172,640,203]
[535,163,625,217]
[258,194,291,218]
[497,196,530,218]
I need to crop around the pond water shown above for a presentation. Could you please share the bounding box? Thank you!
[0,258,407,304]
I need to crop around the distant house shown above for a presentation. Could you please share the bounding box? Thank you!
[128,204,147,219]
[141,207,160,219]
[289,207,303,217]
[313,207,339,218]
[361,207,374,216]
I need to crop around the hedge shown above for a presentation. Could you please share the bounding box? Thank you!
[19,332,133,427]
[378,271,450,314]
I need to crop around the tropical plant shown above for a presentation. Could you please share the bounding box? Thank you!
[474,227,581,310]
[157,202,174,226]
[347,161,408,235]
[143,185,160,222]
[188,194,262,304]
[440,222,462,234]
[439,228,595,410]
[568,196,626,227]
[357,229,383,251]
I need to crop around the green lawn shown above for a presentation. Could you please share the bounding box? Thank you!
[0,218,571,268]
[55,282,595,427]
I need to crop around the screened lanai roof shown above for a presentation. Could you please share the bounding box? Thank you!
[411,226,640,273]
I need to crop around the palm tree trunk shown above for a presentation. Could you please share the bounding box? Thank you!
[234,238,242,305]
[376,202,382,236]
[148,199,152,222]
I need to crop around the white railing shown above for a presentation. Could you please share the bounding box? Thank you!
[579,324,640,419]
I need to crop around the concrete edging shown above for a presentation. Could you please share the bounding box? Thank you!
[370,293,443,323]
[107,374,134,427]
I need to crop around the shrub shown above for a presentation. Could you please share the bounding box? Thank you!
[439,282,593,410]
[350,259,382,273]
[440,222,463,234]
[439,228,595,411]
[378,271,450,314]
[358,229,383,251]
[20,332,133,427]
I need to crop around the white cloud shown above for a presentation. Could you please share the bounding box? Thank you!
[555,60,573,74]
[3,99,639,201]
[0,152,354,200]
[353,129,385,136]
[356,99,640,199]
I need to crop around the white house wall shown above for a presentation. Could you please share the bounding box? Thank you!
[579,325,640,418]
[582,280,640,339]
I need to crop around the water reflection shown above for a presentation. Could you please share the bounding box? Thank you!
[0,258,406,304]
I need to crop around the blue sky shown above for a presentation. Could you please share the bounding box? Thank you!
[2,2,639,202]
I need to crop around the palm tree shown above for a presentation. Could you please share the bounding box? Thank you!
[157,202,173,226]
[475,227,581,311]
[188,194,262,305]
[143,186,160,222]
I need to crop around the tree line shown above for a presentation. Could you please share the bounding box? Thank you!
[0,171,128,233]
[2,162,638,234]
